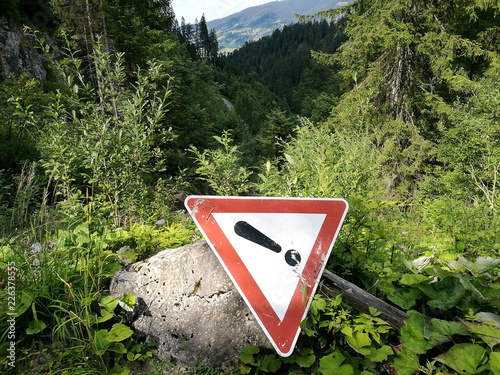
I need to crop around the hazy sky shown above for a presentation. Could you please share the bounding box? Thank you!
[172,0,277,24]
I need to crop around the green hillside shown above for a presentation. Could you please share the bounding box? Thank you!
[207,0,353,51]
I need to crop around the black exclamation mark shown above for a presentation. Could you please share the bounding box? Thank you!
[234,221,301,267]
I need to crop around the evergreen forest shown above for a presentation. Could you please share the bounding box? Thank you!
[0,0,499,374]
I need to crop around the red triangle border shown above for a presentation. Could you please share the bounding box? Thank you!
[185,196,348,356]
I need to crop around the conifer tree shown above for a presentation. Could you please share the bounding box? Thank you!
[50,0,174,67]
[321,0,498,123]
[197,14,210,58]
[207,28,219,65]
[316,0,500,196]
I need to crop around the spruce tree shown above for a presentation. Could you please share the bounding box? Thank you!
[316,0,500,196]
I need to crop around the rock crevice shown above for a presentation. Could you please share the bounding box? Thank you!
[0,17,53,81]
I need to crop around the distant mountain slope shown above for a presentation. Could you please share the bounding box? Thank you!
[207,0,353,52]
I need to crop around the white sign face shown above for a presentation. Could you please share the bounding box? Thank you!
[213,213,326,321]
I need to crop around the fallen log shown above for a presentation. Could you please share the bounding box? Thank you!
[321,269,408,331]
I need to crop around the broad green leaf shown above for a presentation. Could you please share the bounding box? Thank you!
[461,320,500,349]
[110,364,130,375]
[238,365,252,374]
[368,306,381,316]
[240,346,259,364]
[301,326,316,336]
[310,299,325,319]
[366,345,393,362]
[387,288,422,310]
[445,258,468,272]
[400,311,429,354]
[400,273,430,286]
[418,276,465,309]
[446,256,500,277]
[311,295,327,313]
[95,329,110,355]
[121,293,136,310]
[428,318,469,342]
[341,326,353,337]
[105,323,133,342]
[109,342,127,354]
[345,332,372,355]
[473,257,500,275]
[331,293,343,307]
[490,351,500,375]
[318,352,353,375]
[100,296,119,311]
[476,312,500,328]
[436,343,486,374]
[294,348,316,368]
[425,265,454,280]
[391,349,420,375]
[260,354,282,372]
[96,311,114,323]
[458,275,486,300]
[450,256,500,276]
[403,256,433,273]
[438,253,456,261]
[483,283,500,307]
[16,293,33,317]
[26,318,47,335]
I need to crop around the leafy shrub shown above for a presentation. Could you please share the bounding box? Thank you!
[0,221,153,374]
[20,31,173,223]
[415,197,500,255]
[190,130,255,196]
[240,295,394,375]
[258,120,383,198]
[387,254,500,374]
[109,220,196,260]
[240,253,500,375]
[0,76,49,174]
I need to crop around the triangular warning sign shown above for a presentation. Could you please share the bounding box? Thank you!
[185,196,348,357]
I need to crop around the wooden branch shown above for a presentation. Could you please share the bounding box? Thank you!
[321,269,408,331]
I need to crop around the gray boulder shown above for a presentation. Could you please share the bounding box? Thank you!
[109,241,271,369]
[0,17,48,81]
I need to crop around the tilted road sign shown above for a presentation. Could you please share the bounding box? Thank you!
[185,196,348,356]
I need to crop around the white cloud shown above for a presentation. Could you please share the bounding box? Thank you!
[172,0,276,24]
